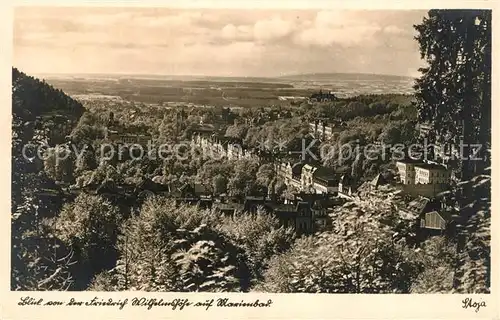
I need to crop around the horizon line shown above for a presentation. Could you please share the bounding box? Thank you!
[25,70,417,80]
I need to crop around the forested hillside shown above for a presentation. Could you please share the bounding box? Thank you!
[12,68,84,120]
[11,68,85,290]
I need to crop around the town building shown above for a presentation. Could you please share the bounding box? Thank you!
[419,210,454,234]
[301,164,316,191]
[311,199,330,231]
[309,120,345,140]
[192,125,216,138]
[211,192,320,235]
[276,162,290,180]
[213,202,244,215]
[398,196,441,220]
[277,161,341,194]
[396,195,457,239]
[242,195,268,213]
[396,159,451,198]
[399,183,448,199]
[287,162,305,190]
[192,132,258,161]
[338,174,359,199]
[395,159,421,184]
[309,90,338,103]
[270,201,313,235]
[414,163,452,184]
[134,177,173,199]
[310,167,342,194]
[312,176,339,194]
[105,128,152,146]
[177,182,208,198]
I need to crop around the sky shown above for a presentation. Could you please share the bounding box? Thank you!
[13,7,428,78]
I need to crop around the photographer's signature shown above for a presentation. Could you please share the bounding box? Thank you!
[462,297,486,313]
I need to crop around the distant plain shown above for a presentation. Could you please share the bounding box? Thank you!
[42,73,415,107]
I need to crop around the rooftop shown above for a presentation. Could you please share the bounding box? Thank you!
[414,163,448,170]
[303,164,317,172]
[272,204,297,213]
[404,196,434,214]
[215,203,244,212]
[370,174,387,187]
[395,158,424,164]
[314,166,344,181]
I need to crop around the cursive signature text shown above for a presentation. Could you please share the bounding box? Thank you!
[462,297,486,313]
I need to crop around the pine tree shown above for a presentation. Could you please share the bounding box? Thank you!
[414,10,491,293]
[413,10,491,179]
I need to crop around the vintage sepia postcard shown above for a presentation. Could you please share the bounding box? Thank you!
[0,0,498,319]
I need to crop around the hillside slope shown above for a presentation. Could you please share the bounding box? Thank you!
[12,67,85,145]
[11,67,86,211]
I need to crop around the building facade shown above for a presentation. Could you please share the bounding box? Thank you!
[414,163,451,184]
[309,120,344,140]
[396,160,418,184]
[106,129,152,146]
[277,161,341,195]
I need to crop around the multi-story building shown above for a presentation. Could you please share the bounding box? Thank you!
[309,120,345,140]
[277,161,341,194]
[106,129,152,146]
[312,177,339,194]
[395,159,421,184]
[338,174,359,199]
[311,199,329,231]
[396,159,451,198]
[271,202,313,235]
[276,162,289,179]
[414,163,451,185]
[311,167,341,194]
[213,193,319,235]
[193,133,258,161]
[398,195,455,238]
[309,90,338,103]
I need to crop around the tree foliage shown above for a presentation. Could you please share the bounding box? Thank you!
[410,237,456,293]
[53,194,122,284]
[217,212,295,283]
[89,199,250,291]
[453,173,491,293]
[258,192,420,293]
[414,10,491,177]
